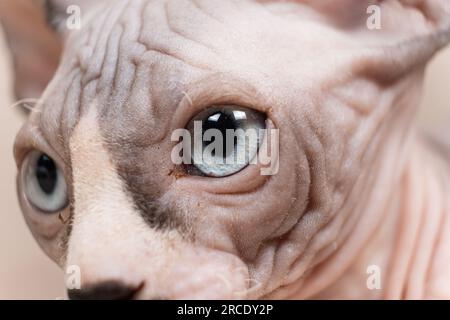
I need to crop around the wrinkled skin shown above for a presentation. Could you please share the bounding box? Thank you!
[10,0,450,299]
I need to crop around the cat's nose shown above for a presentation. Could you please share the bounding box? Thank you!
[68,281,143,300]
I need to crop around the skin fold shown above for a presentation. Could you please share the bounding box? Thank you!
[7,0,450,299]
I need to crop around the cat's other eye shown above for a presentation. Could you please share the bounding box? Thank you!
[21,151,68,213]
[186,105,267,177]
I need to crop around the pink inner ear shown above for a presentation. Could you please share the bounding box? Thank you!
[0,1,62,100]
[272,0,449,31]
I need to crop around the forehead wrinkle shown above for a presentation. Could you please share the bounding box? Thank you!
[54,0,277,152]
[36,82,82,166]
[69,0,202,148]
[34,0,281,246]
[31,27,94,161]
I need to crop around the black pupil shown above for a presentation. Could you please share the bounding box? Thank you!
[36,154,58,195]
[203,111,240,157]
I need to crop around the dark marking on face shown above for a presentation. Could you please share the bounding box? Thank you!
[98,107,182,230]
[117,168,181,230]
[59,203,75,257]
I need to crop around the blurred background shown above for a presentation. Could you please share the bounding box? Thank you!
[0,1,449,299]
[0,11,65,300]
[0,35,65,299]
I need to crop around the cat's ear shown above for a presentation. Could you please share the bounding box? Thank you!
[302,0,450,81]
[0,0,62,101]
[0,0,99,102]
[301,0,449,33]
[42,0,97,35]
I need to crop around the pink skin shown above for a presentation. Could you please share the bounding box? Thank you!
[9,0,450,299]
[0,1,61,100]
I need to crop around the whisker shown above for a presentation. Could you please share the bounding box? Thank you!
[10,98,44,114]
[182,91,194,107]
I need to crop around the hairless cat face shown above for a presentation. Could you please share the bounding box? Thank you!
[11,0,450,299]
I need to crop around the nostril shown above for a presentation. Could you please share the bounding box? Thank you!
[68,281,143,300]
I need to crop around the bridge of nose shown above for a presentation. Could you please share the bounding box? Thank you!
[64,62,251,300]
[66,106,169,282]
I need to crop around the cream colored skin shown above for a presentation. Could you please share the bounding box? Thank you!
[12,0,450,299]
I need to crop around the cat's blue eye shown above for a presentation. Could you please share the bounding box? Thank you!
[22,151,68,213]
[186,105,267,177]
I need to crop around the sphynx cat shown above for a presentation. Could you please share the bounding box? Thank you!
[5,0,450,299]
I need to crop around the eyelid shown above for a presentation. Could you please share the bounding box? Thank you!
[14,124,68,172]
[170,76,272,134]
